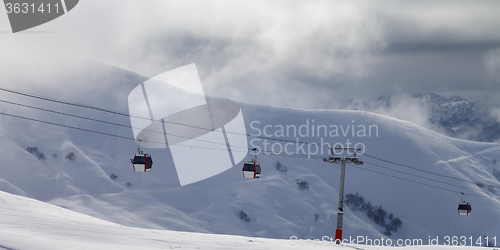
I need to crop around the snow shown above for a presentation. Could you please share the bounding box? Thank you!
[1,87,500,248]
[0,191,327,250]
[0,191,491,249]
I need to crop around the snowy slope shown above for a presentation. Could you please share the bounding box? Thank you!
[0,190,333,250]
[0,190,491,250]
[1,99,500,244]
[0,64,499,245]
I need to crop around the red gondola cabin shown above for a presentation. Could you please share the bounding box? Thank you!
[131,153,153,172]
[242,160,261,178]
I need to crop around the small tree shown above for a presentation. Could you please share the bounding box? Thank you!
[314,213,320,221]
[384,217,402,235]
[25,147,46,160]
[295,179,309,190]
[65,152,76,161]
[346,192,402,235]
[275,161,288,172]
[110,173,118,180]
[360,202,372,212]
[239,210,251,222]
[345,192,365,211]
[367,206,387,226]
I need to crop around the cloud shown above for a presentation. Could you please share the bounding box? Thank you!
[373,1,500,45]
[0,0,499,112]
[490,108,500,125]
[369,94,451,137]
[484,48,500,82]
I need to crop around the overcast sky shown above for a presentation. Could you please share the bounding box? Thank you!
[1,0,500,113]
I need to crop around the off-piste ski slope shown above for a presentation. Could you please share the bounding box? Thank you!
[0,190,491,250]
[0,88,499,248]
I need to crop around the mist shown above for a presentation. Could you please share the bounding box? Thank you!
[1,0,499,143]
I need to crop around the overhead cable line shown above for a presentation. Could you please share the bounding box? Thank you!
[2,87,498,195]
[0,111,250,153]
[0,111,326,159]
[0,87,322,147]
[363,161,480,192]
[0,99,250,150]
[347,163,489,198]
[363,153,500,190]
[0,87,134,117]
[1,111,138,142]
[1,109,497,199]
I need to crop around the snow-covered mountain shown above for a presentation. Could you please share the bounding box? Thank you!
[0,63,500,247]
[340,93,500,143]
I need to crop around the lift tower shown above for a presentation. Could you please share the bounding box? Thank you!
[323,147,363,244]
